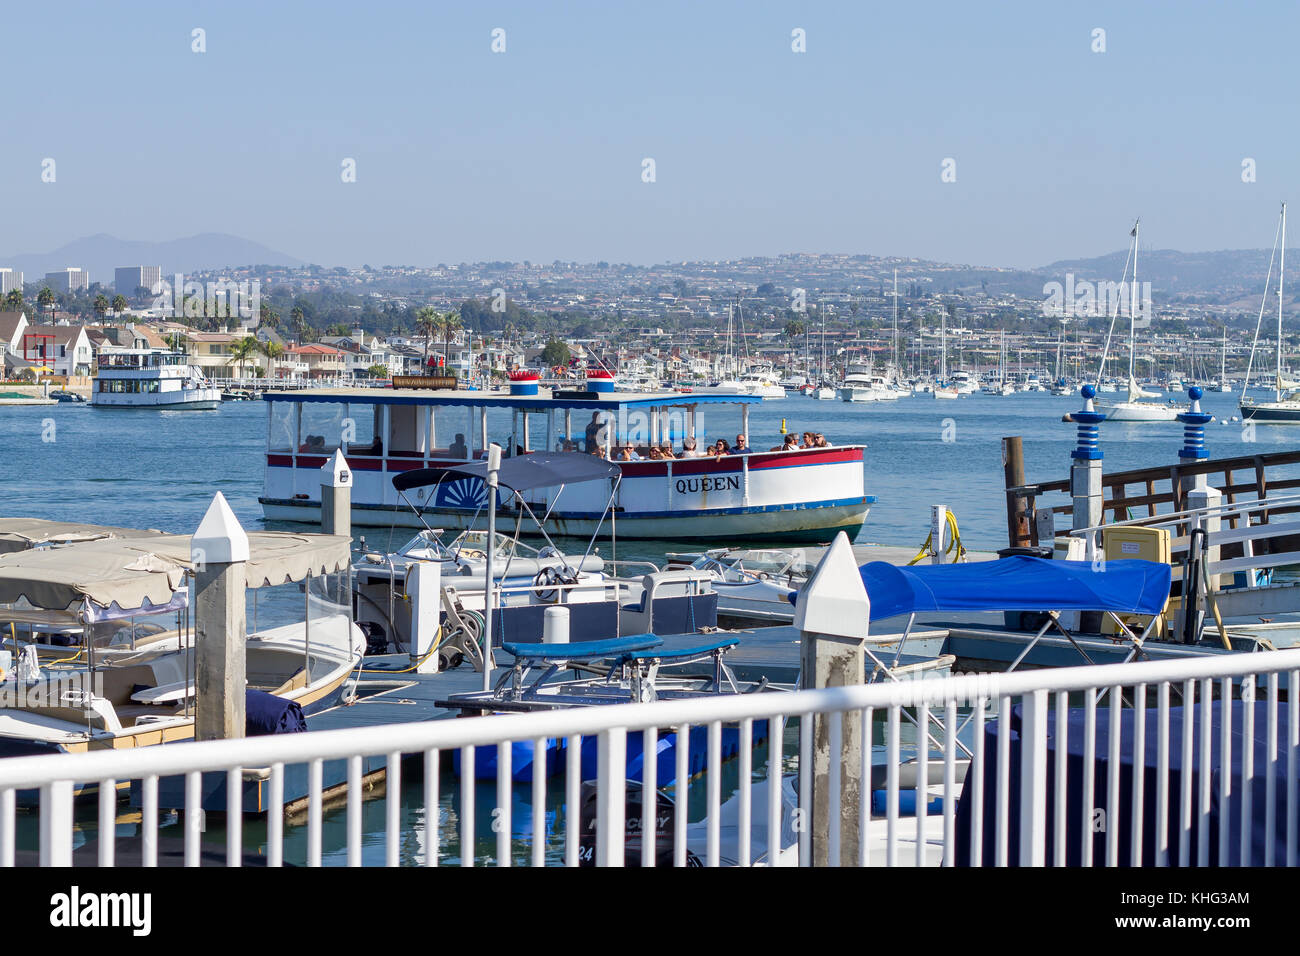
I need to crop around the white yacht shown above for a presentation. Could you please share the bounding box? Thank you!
[91,350,221,410]
[838,362,892,402]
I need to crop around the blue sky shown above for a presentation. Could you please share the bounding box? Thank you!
[2,0,1296,268]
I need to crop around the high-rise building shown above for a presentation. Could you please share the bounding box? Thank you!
[114,266,162,300]
[0,269,21,294]
[44,268,89,293]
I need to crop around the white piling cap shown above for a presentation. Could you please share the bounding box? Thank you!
[322,448,352,487]
[192,492,250,565]
[793,531,871,640]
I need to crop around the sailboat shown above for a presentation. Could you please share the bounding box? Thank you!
[1207,328,1229,392]
[811,297,836,399]
[1103,220,1183,422]
[931,310,959,399]
[1241,202,1300,423]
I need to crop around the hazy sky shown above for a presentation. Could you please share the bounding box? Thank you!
[4,1,1297,269]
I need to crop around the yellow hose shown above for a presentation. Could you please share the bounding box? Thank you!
[908,510,968,565]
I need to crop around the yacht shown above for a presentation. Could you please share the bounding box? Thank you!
[91,350,221,410]
[838,362,891,402]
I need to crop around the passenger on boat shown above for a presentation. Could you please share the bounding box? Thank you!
[584,412,603,453]
[799,431,815,448]
[618,445,642,461]
[733,434,750,454]
[714,439,731,456]
[450,433,468,459]
[680,437,702,458]
[704,445,720,458]
[771,433,799,452]
[659,443,677,459]
[814,433,829,447]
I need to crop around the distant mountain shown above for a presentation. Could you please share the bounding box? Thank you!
[1034,248,1290,298]
[0,233,302,286]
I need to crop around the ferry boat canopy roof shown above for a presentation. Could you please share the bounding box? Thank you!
[264,387,764,410]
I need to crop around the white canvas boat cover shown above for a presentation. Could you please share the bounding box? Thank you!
[0,518,165,555]
[0,531,352,615]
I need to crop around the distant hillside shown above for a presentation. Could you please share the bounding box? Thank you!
[1034,248,1290,298]
[1,233,302,286]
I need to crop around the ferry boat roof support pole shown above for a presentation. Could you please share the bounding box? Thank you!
[483,443,502,692]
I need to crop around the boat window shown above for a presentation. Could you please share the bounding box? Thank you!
[345,403,380,455]
[268,402,295,452]
[431,406,475,460]
[389,404,429,458]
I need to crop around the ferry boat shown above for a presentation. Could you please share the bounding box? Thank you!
[91,349,221,410]
[259,374,872,542]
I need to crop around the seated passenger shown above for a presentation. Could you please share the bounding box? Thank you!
[658,443,677,459]
[680,438,701,458]
[733,434,750,454]
[648,446,664,460]
[815,433,829,447]
[449,433,468,458]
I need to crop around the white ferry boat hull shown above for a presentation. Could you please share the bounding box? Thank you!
[260,387,872,543]
[92,391,221,410]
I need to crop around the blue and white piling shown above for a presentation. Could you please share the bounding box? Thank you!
[1070,385,1106,533]
[1178,387,1221,586]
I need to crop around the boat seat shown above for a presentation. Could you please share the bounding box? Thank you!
[616,636,738,664]
[501,634,662,661]
[268,666,308,695]
[129,680,196,704]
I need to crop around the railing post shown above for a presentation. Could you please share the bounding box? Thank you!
[39,780,73,867]
[796,531,870,866]
[1018,690,1048,866]
[596,728,627,867]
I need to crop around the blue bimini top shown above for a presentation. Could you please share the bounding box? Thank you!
[845,556,1171,623]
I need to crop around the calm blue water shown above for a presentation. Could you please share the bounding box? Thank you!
[1,389,1290,554]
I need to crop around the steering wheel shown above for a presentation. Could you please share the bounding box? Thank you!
[458,549,487,561]
[533,566,573,602]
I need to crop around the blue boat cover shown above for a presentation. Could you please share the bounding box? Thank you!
[850,556,1171,622]
[955,699,1295,866]
[245,688,307,735]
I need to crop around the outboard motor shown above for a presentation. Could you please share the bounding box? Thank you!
[577,780,699,867]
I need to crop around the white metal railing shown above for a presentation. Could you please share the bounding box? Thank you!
[1070,493,1300,583]
[2,647,1298,866]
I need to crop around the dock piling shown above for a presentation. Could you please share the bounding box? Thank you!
[320,449,352,538]
[795,531,870,866]
[192,492,249,741]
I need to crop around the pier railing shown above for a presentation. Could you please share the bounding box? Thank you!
[2,646,1298,866]
[1005,447,1300,549]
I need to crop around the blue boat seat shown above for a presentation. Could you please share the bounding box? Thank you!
[501,634,662,661]
[615,636,739,665]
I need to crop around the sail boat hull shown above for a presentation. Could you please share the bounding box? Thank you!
[1104,402,1179,422]
[1241,401,1300,423]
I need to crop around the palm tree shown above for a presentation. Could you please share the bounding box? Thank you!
[441,311,463,373]
[93,294,109,322]
[111,294,128,317]
[290,305,306,341]
[37,287,55,323]
[4,288,22,311]
[228,335,260,380]
[260,339,284,380]
[415,306,437,371]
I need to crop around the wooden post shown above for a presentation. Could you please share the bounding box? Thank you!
[192,493,249,741]
[1002,436,1028,548]
[796,531,869,866]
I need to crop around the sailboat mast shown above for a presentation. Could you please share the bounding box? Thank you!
[1279,202,1286,402]
[1129,220,1139,384]
[892,269,899,371]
